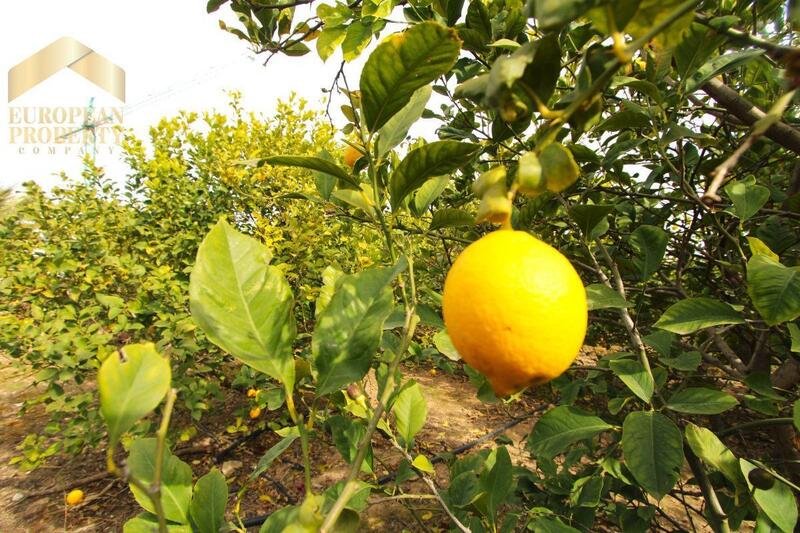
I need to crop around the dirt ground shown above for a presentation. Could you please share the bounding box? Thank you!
[0,348,728,532]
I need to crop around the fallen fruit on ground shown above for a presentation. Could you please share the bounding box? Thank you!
[249,407,262,419]
[246,388,258,398]
[443,230,587,395]
[65,489,84,506]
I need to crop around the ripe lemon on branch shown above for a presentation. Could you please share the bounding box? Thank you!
[443,230,587,396]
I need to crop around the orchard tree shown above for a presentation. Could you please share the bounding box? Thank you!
[12,0,800,532]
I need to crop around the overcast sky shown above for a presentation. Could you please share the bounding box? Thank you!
[0,0,402,190]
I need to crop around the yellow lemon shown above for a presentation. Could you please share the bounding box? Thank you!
[249,407,262,419]
[66,489,84,506]
[442,230,587,396]
[246,388,258,398]
[343,145,362,168]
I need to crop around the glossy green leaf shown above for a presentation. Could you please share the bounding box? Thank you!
[726,177,771,221]
[342,20,373,61]
[316,25,347,61]
[533,0,594,30]
[412,175,449,216]
[479,446,513,525]
[257,156,358,188]
[684,49,765,93]
[622,411,684,500]
[666,387,738,414]
[389,141,480,209]
[747,255,800,326]
[123,513,192,533]
[392,381,427,447]
[128,438,193,524]
[610,359,654,403]
[377,85,432,156]
[741,459,798,533]
[433,329,461,361]
[586,283,630,311]
[412,454,435,473]
[361,22,461,132]
[628,224,667,280]
[312,260,405,395]
[528,406,613,459]
[528,517,581,533]
[430,208,475,230]
[247,428,299,483]
[190,220,296,389]
[684,422,743,488]
[258,506,299,533]
[189,469,228,533]
[654,297,744,334]
[98,343,171,447]
[569,204,613,239]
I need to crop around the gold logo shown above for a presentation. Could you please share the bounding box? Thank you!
[8,37,125,102]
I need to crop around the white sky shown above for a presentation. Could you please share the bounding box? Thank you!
[0,0,411,190]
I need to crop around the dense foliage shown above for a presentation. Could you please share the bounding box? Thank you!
[3,0,800,532]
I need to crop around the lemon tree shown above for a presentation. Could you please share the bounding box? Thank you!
[3,0,800,532]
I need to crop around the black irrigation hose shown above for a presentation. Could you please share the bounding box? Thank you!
[239,406,545,529]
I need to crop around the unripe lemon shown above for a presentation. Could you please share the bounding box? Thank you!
[66,489,84,506]
[249,407,262,419]
[443,230,587,395]
[343,145,362,168]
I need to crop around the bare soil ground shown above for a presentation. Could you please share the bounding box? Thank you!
[0,348,735,532]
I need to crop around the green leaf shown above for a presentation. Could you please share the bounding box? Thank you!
[128,438,193,524]
[609,359,654,403]
[479,446,513,525]
[528,406,613,459]
[466,0,492,41]
[259,506,299,533]
[430,208,475,230]
[726,178,771,221]
[98,343,171,448]
[257,156,358,188]
[393,381,427,447]
[316,25,347,61]
[595,109,652,132]
[327,415,373,473]
[684,423,743,488]
[794,399,800,431]
[628,225,667,280]
[569,204,613,239]
[123,513,192,533]
[377,85,432,156]
[528,517,581,533]
[790,324,800,353]
[247,429,299,483]
[654,297,744,334]
[685,49,765,93]
[312,260,405,395]
[433,329,460,360]
[533,0,594,30]
[622,411,684,500]
[741,459,798,533]
[747,255,800,326]
[413,175,450,216]
[625,0,696,49]
[389,141,480,209]
[521,33,561,103]
[360,22,461,132]
[540,143,580,193]
[316,266,344,318]
[342,20,373,61]
[412,454,435,473]
[190,220,297,389]
[748,236,780,261]
[586,283,630,311]
[660,351,702,371]
[666,387,738,414]
[189,469,228,533]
